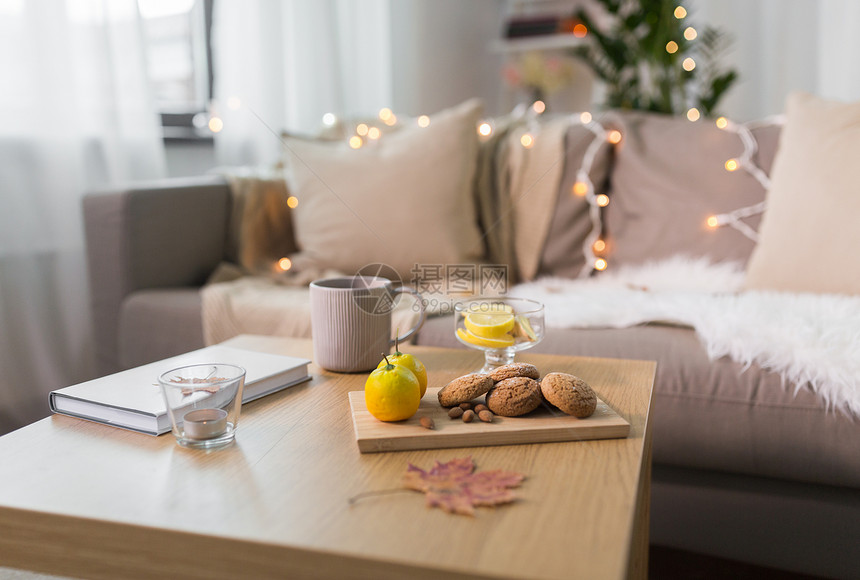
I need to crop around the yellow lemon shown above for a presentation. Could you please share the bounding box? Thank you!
[365,358,421,422]
[378,336,427,397]
[464,311,515,338]
[456,328,516,349]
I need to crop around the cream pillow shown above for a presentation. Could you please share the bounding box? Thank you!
[283,99,484,281]
[745,92,860,294]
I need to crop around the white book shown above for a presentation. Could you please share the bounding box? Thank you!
[49,344,311,436]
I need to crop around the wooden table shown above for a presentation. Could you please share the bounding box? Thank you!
[0,335,655,580]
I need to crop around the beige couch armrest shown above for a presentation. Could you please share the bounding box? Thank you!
[83,176,231,375]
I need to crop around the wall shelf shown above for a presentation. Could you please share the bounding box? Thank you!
[491,33,584,54]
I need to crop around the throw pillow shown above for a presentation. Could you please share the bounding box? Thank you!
[603,110,780,269]
[283,99,484,281]
[745,92,860,294]
[505,116,571,282]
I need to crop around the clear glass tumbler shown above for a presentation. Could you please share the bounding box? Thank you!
[158,363,246,449]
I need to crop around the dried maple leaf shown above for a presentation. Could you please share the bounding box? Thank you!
[403,456,525,516]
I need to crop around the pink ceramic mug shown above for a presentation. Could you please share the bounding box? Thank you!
[310,276,426,372]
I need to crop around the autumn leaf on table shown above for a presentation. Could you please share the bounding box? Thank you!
[403,457,525,516]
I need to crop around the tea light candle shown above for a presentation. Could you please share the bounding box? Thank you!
[183,408,228,440]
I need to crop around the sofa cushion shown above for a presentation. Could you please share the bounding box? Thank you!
[118,289,205,370]
[603,111,781,269]
[745,92,860,295]
[283,99,484,281]
[416,314,860,488]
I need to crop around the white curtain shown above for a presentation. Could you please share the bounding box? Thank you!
[211,0,393,167]
[691,0,860,120]
[0,0,166,433]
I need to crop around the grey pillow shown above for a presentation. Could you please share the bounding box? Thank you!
[602,111,781,269]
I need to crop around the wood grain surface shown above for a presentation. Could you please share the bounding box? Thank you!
[350,387,630,453]
[0,335,656,580]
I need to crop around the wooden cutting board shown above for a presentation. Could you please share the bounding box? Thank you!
[349,386,630,453]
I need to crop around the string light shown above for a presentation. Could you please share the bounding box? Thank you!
[573,23,587,37]
[208,117,223,132]
[706,115,785,241]
[534,111,785,276]
[569,113,614,277]
[277,257,292,271]
[322,113,337,126]
[682,57,696,71]
[509,111,620,276]
[356,123,369,136]
[674,6,687,18]
[572,181,589,196]
[192,112,208,129]
[532,100,546,114]
[684,27,697,40]
[666,41,679,54]
[330,103,783,281]
[378,107,393,122]
[287,196,299,209]
[383,113,397,126]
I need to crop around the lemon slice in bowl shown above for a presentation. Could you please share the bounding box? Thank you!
[464,311,515,338]
[457,328,516,349]
[512,315,537,341]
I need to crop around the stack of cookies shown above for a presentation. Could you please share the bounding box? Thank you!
[437,363,597,419]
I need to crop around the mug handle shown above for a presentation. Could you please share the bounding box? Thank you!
[389,286,426,344]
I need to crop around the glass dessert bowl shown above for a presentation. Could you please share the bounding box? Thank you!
[454,296,545,374]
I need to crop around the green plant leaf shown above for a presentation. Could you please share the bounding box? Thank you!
[568,0,737,116]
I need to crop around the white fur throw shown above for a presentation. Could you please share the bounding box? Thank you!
[511,256,860,417]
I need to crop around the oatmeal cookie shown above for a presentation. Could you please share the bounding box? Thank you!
[488,362,540,383]
[485,376,542,417]
[437,373,494,407]
[540,372,597,418]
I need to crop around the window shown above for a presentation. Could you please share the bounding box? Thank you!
[138,0,213,139]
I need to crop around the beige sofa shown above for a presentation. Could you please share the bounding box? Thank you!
[82,105,860,578]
